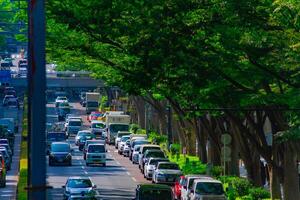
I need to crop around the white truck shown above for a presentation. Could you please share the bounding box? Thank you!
[85,92,100,114]
[106,114,130,145]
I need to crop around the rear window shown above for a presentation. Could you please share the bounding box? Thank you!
[88,145,105,153]
[91,123,105,129]
[145,151,165,158]
[69,121,82,126]
[47,133,65,141]
[140,189,172,200]
[195,182,224,195]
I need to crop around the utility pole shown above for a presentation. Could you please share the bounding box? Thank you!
[27,0,47,199]
[166,104,172,150]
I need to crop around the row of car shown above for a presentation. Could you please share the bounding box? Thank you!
[0,86,19,188]
[113,132,226,200]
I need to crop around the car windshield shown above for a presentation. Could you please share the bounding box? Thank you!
[67,179,92,188]
[0,140,8,144]
[145,151,165,158]
[51,143,70,152]
[91,113,102,117]
[140,189,172,200]
[91,123,105,129]
[7,101,17,106]
[47,133,65,141]
[195,182,224,195]
[87,102,98,107]
[69,121,82,126]
[109,124,129,133]
[78,132,90,136]
[133,140,149,147]
[121,136,130,142]
[134,146,141,151]
[88,145,105,153]
[158,163,179,170]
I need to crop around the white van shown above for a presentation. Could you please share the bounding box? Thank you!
[85,144,106,167]
[189,179,226,200]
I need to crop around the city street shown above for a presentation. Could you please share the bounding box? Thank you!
[46,101,149,200]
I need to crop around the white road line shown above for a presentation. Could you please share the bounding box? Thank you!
[116,161,120,165]
[84,171,88,174]
[132,177,137,182]
[81,166,85,169]
[126,171,131,176]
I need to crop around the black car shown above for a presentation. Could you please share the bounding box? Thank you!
[46,132,66,154]
[49,142,72,166]
[133,184,174,200]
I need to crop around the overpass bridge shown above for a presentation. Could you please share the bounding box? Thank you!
[8,71,104,88]
[10,76,104,88]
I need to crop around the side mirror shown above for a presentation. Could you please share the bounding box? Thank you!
[93,185,97,188]
[62,186,65,188]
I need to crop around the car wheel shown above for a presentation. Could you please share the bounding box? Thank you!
[68,161,72,166]
[103,163,106,167]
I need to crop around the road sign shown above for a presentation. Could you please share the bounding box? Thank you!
[221,146,231,158]
[221,134,232,145]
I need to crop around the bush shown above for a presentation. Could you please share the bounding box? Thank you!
[170,143,181,155]
[129,124,140,134]
[211,166,223,177]
[148,131,167,145]
[249,187,270,200]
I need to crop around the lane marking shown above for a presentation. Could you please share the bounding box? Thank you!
[116,161,120,165]
[84,171,88,175]
[132,177,137,182]
[126,172,131,176]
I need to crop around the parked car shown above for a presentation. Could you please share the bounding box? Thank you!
[129,139,150,160]
[138,145,161,170]
[117,135,131,154]
[0,155,6,187]
[114,131,131,149]
[55,96,68,107]
[122,140,131,157]
[173,175,185,200]
[48,142,72,166]
[189,179,226,200]
[141,149,166,173]
[85,144,106,166]
[181,175,214,200]
[144,158,169,180]
[133,184,174,200]
[83,140,105,160]
[62,177,97,200]
[152,162,182,185]
[132,145,142,164]
[75,130,95,146]
[66,119,82,137]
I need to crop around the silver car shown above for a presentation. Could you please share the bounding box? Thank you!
[62,177,97,200]
[144,158,169,179]
[152,162,182,184]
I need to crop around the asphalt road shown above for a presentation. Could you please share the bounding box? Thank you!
[0,100,22,199]
[46,101,149,200]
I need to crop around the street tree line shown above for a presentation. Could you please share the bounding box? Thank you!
[46,0,300,199]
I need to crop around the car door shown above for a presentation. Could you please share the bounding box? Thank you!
[181,177,188,200]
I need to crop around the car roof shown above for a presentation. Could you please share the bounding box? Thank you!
[149,158,169,161]
[193,179,222,184]
[57,96,67,98]
[51,142,69,145]
[78,130,91,133]
[48,131,65,134]
[157,161,177,165]
[86,140,105,144]
[140,144,160,148]
[91,120,104,123]
[67,176,91,180]
[88,143,105,147]
[137,184,172,191]
[68,119,81,122]
[145,149,163,152]
[185,175,213,179]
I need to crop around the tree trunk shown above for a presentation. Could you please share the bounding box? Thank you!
[283,144,300,200]
[132,96,145,128]
[269,164,282,199]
